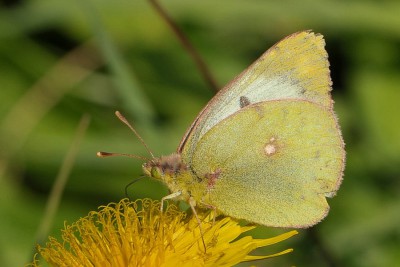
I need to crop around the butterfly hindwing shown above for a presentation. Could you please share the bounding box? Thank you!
[190,100,344,227]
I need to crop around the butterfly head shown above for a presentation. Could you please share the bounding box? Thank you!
[142,153,187,180]
[142,160,162,179]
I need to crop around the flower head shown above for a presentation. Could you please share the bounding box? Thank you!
[30,198,297,266]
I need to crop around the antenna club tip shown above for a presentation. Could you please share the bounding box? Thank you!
[97,151,110,157]
[115,111,128,122]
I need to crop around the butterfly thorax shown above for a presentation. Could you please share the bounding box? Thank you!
[142,153,209,205]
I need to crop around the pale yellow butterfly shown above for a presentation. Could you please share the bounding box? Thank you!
[105,30,345,228]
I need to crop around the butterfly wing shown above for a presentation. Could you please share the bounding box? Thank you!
[179,31,333,161]
[191,100,344,228]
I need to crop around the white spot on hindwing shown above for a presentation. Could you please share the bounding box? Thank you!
[264,137,277,156]
[265,144,276,155]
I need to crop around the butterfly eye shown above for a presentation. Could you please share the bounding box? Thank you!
[151,167,162,179]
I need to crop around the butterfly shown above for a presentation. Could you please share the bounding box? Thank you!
[103,30,345,228]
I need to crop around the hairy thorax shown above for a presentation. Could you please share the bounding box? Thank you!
[142,153,211,206]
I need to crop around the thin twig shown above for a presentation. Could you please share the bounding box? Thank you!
[148,0,219,92]
[32,114,91,251]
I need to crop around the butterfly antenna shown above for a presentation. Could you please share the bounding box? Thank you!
[115,111,155,158]
[96,151,150,161]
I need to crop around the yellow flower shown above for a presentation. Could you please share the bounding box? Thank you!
[30,198,297,267]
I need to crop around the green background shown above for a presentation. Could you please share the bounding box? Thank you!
[1,0,399,266]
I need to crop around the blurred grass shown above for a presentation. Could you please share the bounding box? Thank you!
[1,0,400,266]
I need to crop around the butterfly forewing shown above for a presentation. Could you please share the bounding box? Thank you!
[179,31,333,163]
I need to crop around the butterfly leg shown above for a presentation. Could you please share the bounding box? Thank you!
[201,202,217,226]
[189,197,207,252]
[160,191,182,212]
